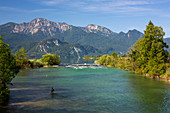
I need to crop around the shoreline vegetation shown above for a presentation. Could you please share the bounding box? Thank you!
[83,55,101,60]
[95,57,170,82]
[95,21,170,82]
[15,49,61,69]
[0,36,19,105]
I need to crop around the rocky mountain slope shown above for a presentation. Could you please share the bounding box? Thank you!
[27,38,102,63]
[12,18,72,37]
[3,18,115,37]
[80,24,116,37]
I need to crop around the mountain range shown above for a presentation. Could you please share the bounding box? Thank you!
[0,18,169,62]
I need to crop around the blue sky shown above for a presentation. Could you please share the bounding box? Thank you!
[0,0,170,37]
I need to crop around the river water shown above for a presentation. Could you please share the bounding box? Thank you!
[0,66,170,113]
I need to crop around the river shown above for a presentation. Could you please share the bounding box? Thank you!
[0,65,170,113]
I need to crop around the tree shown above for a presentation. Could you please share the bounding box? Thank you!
[15,47,31,69]
[15,47,27,59]
[110,52,118,66]
[40,54,60,65]
[98,55,108,66]
[0,35,19,105]
[111,52,117,58]
[129,21,169,77]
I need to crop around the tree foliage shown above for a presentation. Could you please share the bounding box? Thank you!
[0,35,19,105]
[129,21,169,77]
[98,54,118,67]
[40,54,60,66]
[15,47,31,69]
[83,55,101,60]
[111,52,117,58]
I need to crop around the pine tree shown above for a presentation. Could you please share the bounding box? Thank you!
[129,21,169,77]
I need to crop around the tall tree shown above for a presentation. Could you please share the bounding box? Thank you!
[129,21,169,77]
[0,35,19,105]
[15,47,31,69]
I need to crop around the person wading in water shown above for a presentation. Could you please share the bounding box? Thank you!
[51,88,54,94]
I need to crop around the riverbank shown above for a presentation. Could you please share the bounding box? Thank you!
[143,73,170,82]
[95,54,170,82]
[98,63,170,82]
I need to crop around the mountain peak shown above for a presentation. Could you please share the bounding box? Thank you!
[86,24,104,29]
[83,24,115,37]
[126,29,143,38]
[12,18,71,36]
[128,29,139,33]
[86,24,98,27]
[31,18,48,23]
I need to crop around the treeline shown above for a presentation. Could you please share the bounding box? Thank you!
[97,21,170,78]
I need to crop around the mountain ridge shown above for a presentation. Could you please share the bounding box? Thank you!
[0,18,169,63]
[1,18,140,37]
[0,18,145,55]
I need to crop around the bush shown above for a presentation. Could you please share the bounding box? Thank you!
[40,54,60,66]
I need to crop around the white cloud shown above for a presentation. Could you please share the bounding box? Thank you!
[77,0,152,14]
[2,0,170,18]
[0,6,20,11]
[68,1,87,7]
[28,9,57,13]
[108,1,149,7]
[42,0,67,5]
[0,6,56,13]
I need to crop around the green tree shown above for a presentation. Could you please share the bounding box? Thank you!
[110,52,118,66]
[31,57,43,68]
[129,21,169,77]
[40,54,60,65]
[15,47,27,59]
[15,47,31,69]
[0,36,19,105]
[98,55,108,66]
[111,52,117,58]
[98,52,118,67]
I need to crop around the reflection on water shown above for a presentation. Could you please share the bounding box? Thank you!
[0,66,170,113]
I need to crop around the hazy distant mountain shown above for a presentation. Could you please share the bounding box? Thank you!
[0,18,169,61]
